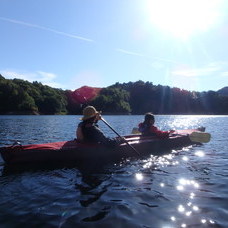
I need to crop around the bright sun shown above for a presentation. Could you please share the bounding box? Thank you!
[145,0,222,39]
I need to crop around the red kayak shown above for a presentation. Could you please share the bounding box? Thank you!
[0,129,210,165]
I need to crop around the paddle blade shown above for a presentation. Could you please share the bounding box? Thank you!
[189,132,211,143]
[131,127,141,134]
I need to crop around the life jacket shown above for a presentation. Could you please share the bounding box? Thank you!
[76,123,84,141]
[138,122,156,136]
[76,121,97,142]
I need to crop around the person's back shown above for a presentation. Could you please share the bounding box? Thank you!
[76,106,122,147]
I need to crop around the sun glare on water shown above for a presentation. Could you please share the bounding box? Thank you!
[145,0,223,39]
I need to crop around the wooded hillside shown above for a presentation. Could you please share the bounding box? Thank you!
[1,74,228,115]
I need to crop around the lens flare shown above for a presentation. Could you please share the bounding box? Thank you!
[144,0,223,39]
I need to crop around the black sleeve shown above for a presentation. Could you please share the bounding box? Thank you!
[87,125,119,147]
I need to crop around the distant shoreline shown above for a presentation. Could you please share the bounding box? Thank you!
[0,111,40,115]
[0,112,222,116]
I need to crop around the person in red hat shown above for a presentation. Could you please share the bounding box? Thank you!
[138,112,174,138]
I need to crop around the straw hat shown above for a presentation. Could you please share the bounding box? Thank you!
[80,106,101,120]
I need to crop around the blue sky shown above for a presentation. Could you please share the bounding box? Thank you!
[0,0,228,92]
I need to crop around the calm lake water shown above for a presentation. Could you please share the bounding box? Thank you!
[0,115,228,228]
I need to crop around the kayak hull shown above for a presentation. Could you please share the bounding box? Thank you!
[0,129,200,165]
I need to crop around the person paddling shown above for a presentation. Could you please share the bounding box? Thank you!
[76,106,124,147]
[138,112,174,138]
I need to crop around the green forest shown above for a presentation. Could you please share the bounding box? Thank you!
[0,74,228,115]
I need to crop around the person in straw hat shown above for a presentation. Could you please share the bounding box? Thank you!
[76,106,123,147]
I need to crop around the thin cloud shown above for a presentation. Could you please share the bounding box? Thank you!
[1,70,62,88]
[0,16,94,42]
[116,48,180,69]
[220,71,228,77]
[172,62,227,77]
[151,56,179,64]
[172,68,214,77]
[37,71,56,81]
[146,57,180,70]
[116,48,144,57]
[1,70,35,81]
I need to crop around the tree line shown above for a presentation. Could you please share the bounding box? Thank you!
[0,74,228,115]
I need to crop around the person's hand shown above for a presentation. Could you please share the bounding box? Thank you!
[96,113,102,120]
[120,137,126,144]
[116,137,126,144]
[169,130,175,134]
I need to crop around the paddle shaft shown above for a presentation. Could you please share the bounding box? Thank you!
[101,118,140,156]
[132,127,211,143]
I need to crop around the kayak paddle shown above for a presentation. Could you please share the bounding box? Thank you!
[131,127,211,143]
[188,131,211,143]
[131,127,141,134]
[101,117,140,156]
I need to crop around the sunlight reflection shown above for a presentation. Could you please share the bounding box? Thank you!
[135,173,144,181]
[142,153,178,169]
[179,178,188,185]
[169,117,201,129]
[190,192,195,199]
[170,216,176,221]
[192,205,199,211]
[195,150,205,157]
[164,154,173,160]
[177,185,184,191]
[178,205,185,213]
[187,202,192,207]
[192,181,199,188]
[201,219,207,224]
[182,147,190,152]
[177,178,200,189]
[209,220,215,224]
[172,161,179,165]
[182,156,189,161]
[157,154,175,166]
[143,161,152,169]
[160,183,165,187]
[181,224,187,228]
[185,211,192,216]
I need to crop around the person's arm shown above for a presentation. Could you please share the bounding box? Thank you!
[138,123,144,133]
[88,124,120,147]
[150,126,170,138]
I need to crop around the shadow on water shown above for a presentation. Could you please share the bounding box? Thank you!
[74,165,113,224]
[1,158,107,176]
[0,159,117,227]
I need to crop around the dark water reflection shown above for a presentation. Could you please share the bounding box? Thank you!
[0,115,228,227]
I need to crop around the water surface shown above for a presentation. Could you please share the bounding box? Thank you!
[0,115,227,228]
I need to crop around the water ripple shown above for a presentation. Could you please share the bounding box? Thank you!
[0,115,228,227]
